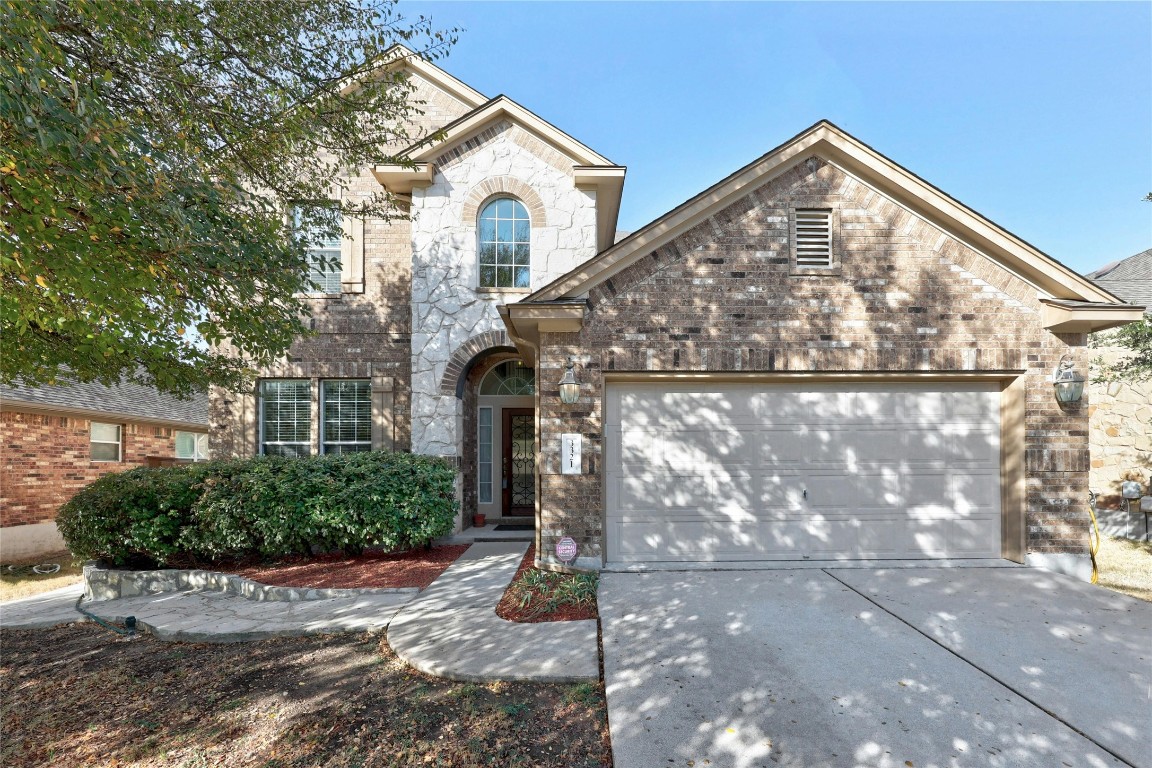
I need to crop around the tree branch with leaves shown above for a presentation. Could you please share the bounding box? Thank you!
[1,0,456,396]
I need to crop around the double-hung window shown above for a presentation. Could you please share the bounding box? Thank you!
[90,422,121,462]
[260,379,311,456]
[294,205,342,294]
[478,198,531,288]
[321,380,372,454]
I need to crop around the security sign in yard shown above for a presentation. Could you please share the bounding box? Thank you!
[556,536,578,565]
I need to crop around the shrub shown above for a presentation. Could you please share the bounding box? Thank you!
[57,462,216,566]
[58,452,458,566]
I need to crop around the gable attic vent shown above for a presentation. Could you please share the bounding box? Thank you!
[794,209,833,267]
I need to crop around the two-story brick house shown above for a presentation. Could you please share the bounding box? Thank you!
[210,49,1142,579]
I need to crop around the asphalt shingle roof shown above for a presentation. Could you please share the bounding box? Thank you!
[1087,248,1152,313]
[0,377,209,427]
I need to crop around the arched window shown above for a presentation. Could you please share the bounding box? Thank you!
[478,197,530,288]
[479,361,535,396]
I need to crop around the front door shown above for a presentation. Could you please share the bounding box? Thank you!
[502,408,535,517]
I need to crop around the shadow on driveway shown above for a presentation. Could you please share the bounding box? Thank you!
[600,567,1148,768]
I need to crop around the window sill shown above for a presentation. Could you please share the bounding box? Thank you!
[789,265,843,277]
[476,286,532,295]
[297,292,344,300]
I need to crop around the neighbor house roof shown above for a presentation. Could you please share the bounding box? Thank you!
[0,378,209,429]
[1087,248,1152,314]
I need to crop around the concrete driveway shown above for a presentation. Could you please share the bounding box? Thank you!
[599,566,1151,768]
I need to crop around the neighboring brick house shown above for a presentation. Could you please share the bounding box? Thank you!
[1086,248,1152,509]
[210,50,1141,579]
[1,379,209,559]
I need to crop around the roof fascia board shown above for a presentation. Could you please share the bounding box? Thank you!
[529,122,1122,306]
[1040,300,1146,333]
[408,97,612,166]
[815,130,1118,304]
[0,400,209,430]
[529,128,828,300]
[376,45,486,109]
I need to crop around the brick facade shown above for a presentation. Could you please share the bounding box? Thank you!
[534,157,1092,567]
[1,410,192,528]
[208,72,476,458]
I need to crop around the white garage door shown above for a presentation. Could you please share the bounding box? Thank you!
[605,382,1002,564]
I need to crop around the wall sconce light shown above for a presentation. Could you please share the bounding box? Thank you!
[1052,354,1085,404]
[558,358,580,404]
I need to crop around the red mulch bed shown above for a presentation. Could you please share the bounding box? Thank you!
[496,545,598,623]
[232,545,470,590]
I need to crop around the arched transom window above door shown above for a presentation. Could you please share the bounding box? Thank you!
[479,361,535,396]
[478,198,531,289]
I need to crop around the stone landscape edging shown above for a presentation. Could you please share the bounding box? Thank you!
[83,562,419,603]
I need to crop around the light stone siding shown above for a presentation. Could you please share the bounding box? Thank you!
[409,127,599,455]
[1088,346,1152,504]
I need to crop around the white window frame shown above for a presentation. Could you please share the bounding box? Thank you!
[175,431,210,461]
[259,379,312,457]
[478,406,493,504]
[320,379,372,454]
[293,205,342,295]
[477,197,531,289]
[90,422,122,462]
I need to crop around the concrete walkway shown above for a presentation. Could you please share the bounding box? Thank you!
[388,541,600,682]
[3,543,601,684]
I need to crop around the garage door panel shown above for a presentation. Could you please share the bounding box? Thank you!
[605,382,1002,563]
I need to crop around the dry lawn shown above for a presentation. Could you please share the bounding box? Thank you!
[1096,535,1152,601]
[1,623,611,767]
[0,550,82,602]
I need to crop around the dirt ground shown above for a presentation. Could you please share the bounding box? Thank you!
[0,623,611,768]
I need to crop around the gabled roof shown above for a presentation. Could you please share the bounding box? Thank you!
[369,44,487,110]
[523,120,1130,314]
[373,93,626,252]
[400,95,615,166]
[1087,248,1152,313]
[0,378,209,428]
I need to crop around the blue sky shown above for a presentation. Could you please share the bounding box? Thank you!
[401,1,1151,274]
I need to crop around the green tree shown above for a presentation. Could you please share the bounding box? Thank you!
[1,0,454,396]
[1094,318,1152,382]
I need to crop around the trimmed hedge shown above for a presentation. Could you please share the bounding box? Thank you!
[57,452,458,566]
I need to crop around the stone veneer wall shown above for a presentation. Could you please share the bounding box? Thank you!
[209,73,475,457]
[533,157,1091,570]
[1088,350,1152,506]
[408,122,599,456]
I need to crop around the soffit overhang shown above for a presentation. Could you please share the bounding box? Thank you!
[498,301,587,365]
[524,120,1125,309]
[1040,299,1146,333]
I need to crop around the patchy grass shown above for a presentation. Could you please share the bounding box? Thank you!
[0,551,82,602]
[496,546,598,623]
[1096,535,1152,602]
[0,623,611,767]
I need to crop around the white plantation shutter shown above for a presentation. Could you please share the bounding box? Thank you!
[794,209,833,267]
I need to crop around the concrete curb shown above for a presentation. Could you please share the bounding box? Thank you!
[83,563,418,603]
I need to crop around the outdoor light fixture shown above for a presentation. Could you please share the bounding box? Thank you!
[558,358,580,404]
[1052,354,1085,404]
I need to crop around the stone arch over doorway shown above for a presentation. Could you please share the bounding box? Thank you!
[440,330,517,399]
